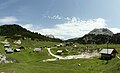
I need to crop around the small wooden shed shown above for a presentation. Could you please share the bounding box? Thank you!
[4,44,10,48]
[5,48,13,54]
[14,49,21,52]
[55,43,64,47]
[99,49,118,60]
[57,50,63,55]
[33,48,41,52]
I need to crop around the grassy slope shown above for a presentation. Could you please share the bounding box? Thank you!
[0,58,120,73]
[0,37,120,73]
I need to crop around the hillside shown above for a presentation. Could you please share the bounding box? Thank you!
[0,38,120,73]
[0,24,62,42]
[0,27,120,73]
[66,28,120,44]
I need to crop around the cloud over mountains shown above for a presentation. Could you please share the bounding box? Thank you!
[0,16,120,40]
[0,16,18,24]
[38,17,107,39]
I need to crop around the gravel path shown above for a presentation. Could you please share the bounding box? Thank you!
[43,48,99,62]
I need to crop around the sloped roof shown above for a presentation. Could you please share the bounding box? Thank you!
[15,49,21,51]
[4,44,10,46]
[5,48,13,52]
[33,48,41,52]
[99,49,117,54]
[57,50,63,53]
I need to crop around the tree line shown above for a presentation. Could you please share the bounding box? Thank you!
[66,34,120,44]
[0,24,62,42]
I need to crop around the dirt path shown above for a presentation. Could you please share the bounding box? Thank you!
[43,47,99,62]
[116,55,120,59]
[47,48,64,59]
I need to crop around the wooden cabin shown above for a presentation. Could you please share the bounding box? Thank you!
[4,44,10,48]
[99,49,118,60]
[57,50,63,55]
[33,48,41,52]
[14,49,21,52]
[5,48,13,54]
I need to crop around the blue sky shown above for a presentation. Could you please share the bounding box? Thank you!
[0,0,120,39]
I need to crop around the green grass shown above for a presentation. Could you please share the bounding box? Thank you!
[0,37,120,73]
[0,58,120,73]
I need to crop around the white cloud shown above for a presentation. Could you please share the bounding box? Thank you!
[20,24,33,31]
[47,15,73,21]
[1,16,118,40]
[0,16,18,24]
[38,17,107,40]
[109,28,120,34]
[47,15,62,20]
[12,16,120,40]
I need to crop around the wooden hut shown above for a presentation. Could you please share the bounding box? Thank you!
[57,50,63,55]
[99,49,118,60]
[33,48,41,52]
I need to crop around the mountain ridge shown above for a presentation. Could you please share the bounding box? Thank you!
[66,28,120,44]
[88,28,114,36]
[0,24,62,42]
